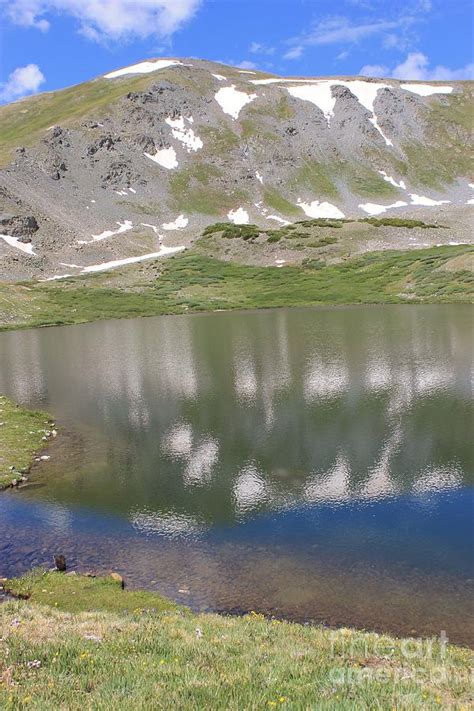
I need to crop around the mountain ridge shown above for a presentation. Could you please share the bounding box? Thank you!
[0,57,472,280]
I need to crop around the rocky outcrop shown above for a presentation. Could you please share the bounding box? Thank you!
[0,213,39,241]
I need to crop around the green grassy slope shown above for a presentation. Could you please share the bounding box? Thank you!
[0,245,472,331]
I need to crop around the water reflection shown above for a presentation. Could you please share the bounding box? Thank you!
[0,305,472,641]
[0,306,471,524]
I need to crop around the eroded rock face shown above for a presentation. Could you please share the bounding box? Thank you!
[0,214,39,241]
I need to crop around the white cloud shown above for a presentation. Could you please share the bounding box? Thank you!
[360,52,474,80]
[284,46,304,60]
[285,15,404,59]
[0,63,45,102]
[249,42,275,55]
[236,60,258,70]
[3,0,201,40]
[359,63,390,77]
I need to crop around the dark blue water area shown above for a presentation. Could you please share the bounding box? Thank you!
[208,488,474,579]
[2,486,473,582]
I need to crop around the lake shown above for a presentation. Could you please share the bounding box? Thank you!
[0,305,472,644]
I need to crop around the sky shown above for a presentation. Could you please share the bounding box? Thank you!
[0,0,473,103]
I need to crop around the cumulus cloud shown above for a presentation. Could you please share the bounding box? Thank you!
[360,52,474,80]
[0,63,45,102]
[3,0,201,41]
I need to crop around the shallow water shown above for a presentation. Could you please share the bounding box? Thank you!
[0,305,473,644]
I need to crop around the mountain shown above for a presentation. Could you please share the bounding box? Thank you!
[0,57,472,280]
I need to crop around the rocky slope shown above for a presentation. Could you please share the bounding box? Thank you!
[0,57,472,280]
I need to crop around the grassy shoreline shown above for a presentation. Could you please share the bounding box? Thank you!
[0,246,472,332]
[0,396,55,490]
[1,570,472,709]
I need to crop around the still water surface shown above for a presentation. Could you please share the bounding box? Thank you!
[0,306,472,643]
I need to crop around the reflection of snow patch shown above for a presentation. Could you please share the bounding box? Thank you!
[400,83,453,96]
[378,170,406,190]
[104,59,181,79]
[228,207,249,224]
[183,439,219,486]
[162,423,193,457]
[132,509,203,538]
[410,194,450,206]
[162,215,189,230]
[359,201,408,216]
[144,146,178,169]
[0,234,36,255]
[165,116,203,152]
[297,199,344,219]
[215,85,257,119]
[233,466,268,512]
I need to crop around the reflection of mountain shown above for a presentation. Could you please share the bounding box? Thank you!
[0,305,471,524]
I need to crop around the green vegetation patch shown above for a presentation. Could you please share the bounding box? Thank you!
[0,395,54,489]
[0,246,472,332]
[169,164,247,215]
[203,223,261,240]
[5,570,177,615]
[294,160,339,198]
[361,217,442,229]
[0,571,472,709]
[263,188,301,216]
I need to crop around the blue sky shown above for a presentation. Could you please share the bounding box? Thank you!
[0,0,473,103]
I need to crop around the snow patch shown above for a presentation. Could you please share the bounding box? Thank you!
[266,215,290,226]
[165,116,203,152]
[115,190,128,196]
[227,207,250,224]
[297,199,345,219]
[255,171,263,184]
[212,73,227,81]
[46,245,185,280]
[78,220,133,244]
[401,83,453,96]
[104,59,181,79]
[359,201,408,216]
[82,246,185,273]
[129,187,136,194]
[141,223,162,238]
[239,70,256,75]
[286,79,393,145]
[378,170,406,190]
[144,146,178,169]
[215,85,257,119]
[0,234,36,255]
[162,215,189,230]
[409,194,451,206]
